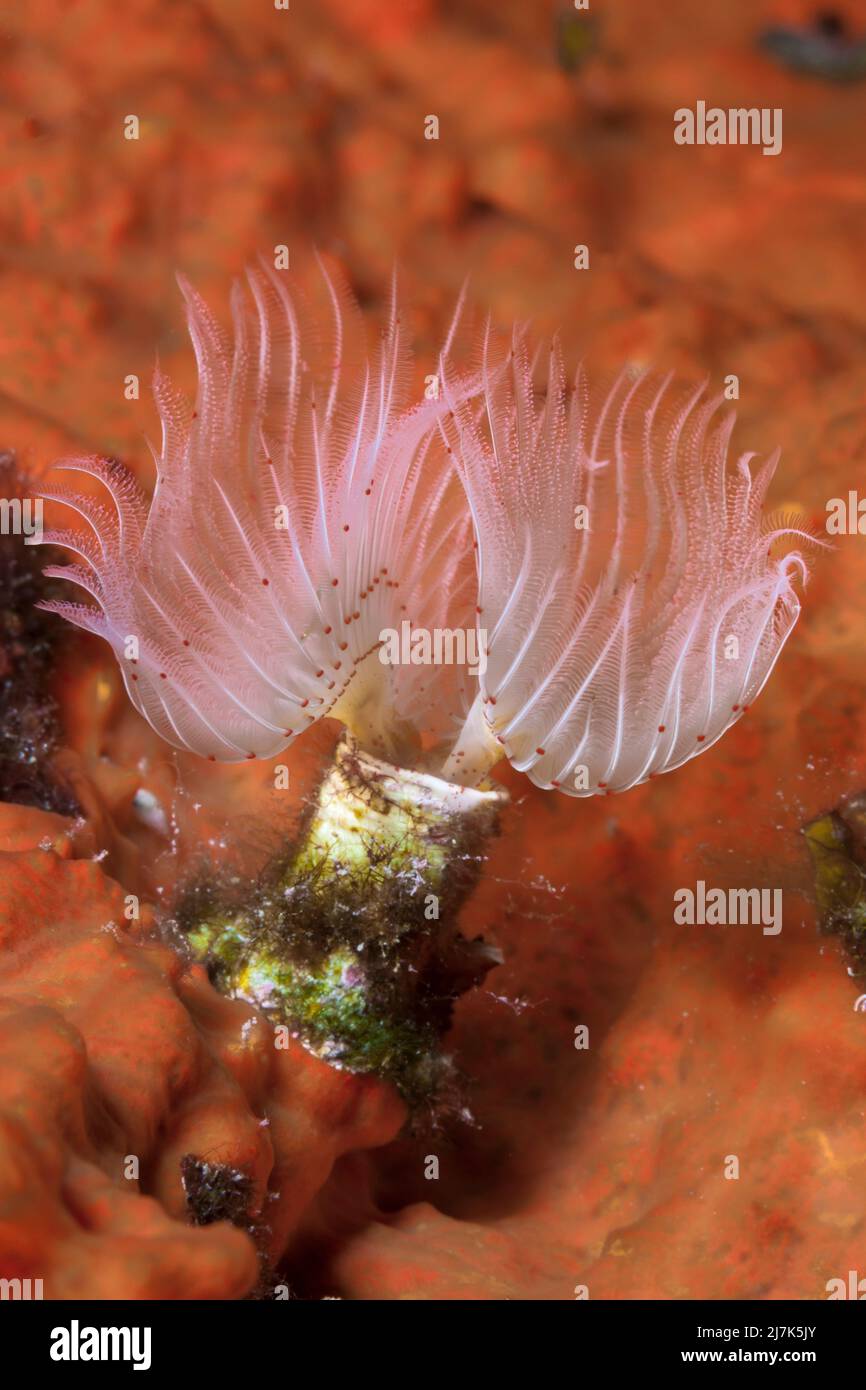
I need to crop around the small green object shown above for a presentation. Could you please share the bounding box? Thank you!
[804,797,866,968]
[556,9,598,75]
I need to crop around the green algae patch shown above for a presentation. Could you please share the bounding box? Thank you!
[804,792,866,970]
[179,735,506,1104]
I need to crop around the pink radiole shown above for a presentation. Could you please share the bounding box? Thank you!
[438,326,818,794]
[39,262,815,797]
[39,259,474,768]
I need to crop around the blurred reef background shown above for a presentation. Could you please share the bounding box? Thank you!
[1,0,866,1298]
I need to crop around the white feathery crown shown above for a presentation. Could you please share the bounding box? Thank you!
[438,328,814,794]
[39,257,474,766]
[38,263,814,795]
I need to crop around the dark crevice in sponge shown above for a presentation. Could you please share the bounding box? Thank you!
[180,1153,287,1299]
[180,1154,255,1229]
[0,451,79,815]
